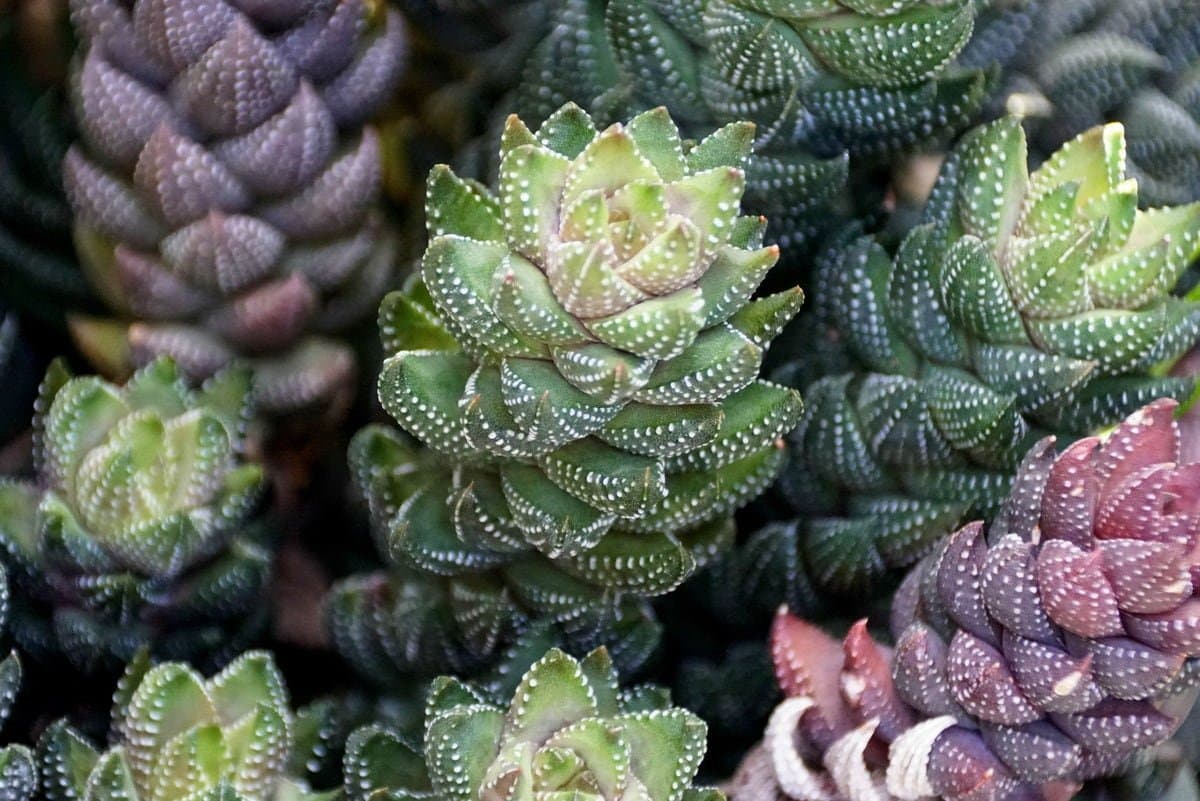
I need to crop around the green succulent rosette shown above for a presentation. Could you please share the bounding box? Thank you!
[770,116,1200,598]
[0,358,269,672]
[38,651,341,801]
[343,646,723,801]
[329,102,803,680]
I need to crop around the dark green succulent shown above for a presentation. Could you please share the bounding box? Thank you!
[963,0,1200,207]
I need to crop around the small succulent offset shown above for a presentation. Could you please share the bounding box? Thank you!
[330,102,803,680]
[40,651,341,801]
[775,116,1200,597]
[963,0,1200,207]
[732,400,1200,801]
[64,0,406,416]
[343,646,723,801]
[0,358,269,673]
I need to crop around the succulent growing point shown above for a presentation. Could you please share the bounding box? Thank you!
[0,358,269,672]
[39,650,341,801]
[732,400,1200,801]
[963,0,1200,207]
[771,116,1200,597]
[63,0,406,416]
[343,646,723,801]
[329,102,803,679]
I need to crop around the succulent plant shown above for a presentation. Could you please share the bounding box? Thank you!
[343,646,723,801]
[962,0,1200,207]
[732,400,1200,801]
[0,14,91,326]
[0,562,32,801]
[63,0,406,417]
[328,102,803,680]
[39,650,342,801]
[768,116,1200,598]
[0,357,270,673]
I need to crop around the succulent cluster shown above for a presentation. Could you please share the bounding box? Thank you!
[344,646,722,801]
[964,0,1200,207]
[64,0,406,416]
[0,358,269,672]
[770,116,1200,598]
[0,563,31,801]
[330,102,803,679]
[39,650,340,801]
[733,400,1200,801]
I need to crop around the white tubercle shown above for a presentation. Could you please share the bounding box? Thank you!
[766,697,836,801]
[823,719,890,801]
[885,716,957,801]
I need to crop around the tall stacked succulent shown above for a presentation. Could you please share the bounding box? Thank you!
[962,0,1200,207]
[343,646,723,801]
[766,116,1200,599]
[329,103,803,681]
[0,358,270,673]
[64,0,406,416]
[39,650,342,801]
[731,400,1200,801]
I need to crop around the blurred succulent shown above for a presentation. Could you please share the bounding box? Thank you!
[39,650,342,801]
[0,12,92,325]
[732,400,1200,801]
[64,0,406,417]
[0,307,41,446]
[0,561,31,801]
[767,116,1200,599]
[963,0,1200,207]
[328,102,803,681]
[0,357,270,673]
[343,646,723,801]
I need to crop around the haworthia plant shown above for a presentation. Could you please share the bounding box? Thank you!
[343,646,723,801]
[39,650,342,801]
[732,400,1200,801]
[63,0,406,416]
[0,358,270,673]
[329,102,803,680]
[0,562,33,801]
[401,0,987,260]
[963,0,1200,207]
[767,115,1200,598]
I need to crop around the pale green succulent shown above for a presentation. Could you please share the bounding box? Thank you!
[0,358,269,672]
[330,102,802,680]
[38,651,340,801]
[343,646,723,801]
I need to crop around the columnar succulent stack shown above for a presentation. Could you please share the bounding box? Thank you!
[733,400,1200,801]
[344,646,722,801]
[0,0,1199,797]
[964,0,1200,207]
[769,116,1200,599]
[329,102,803,680]
[0,358,269,673]
[64,0,406,416]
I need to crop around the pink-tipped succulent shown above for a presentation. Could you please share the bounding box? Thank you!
[63,0,406,416]
[731,399,1200,801]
